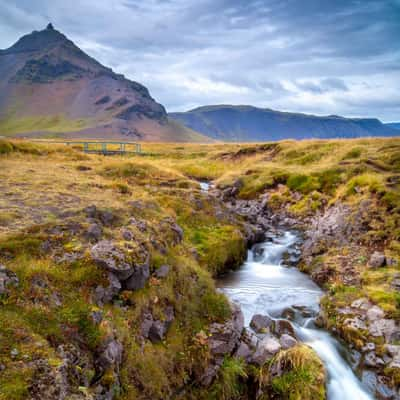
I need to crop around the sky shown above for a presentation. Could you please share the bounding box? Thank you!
[0,0,399,122]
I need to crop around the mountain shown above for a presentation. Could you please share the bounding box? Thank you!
[0,24,207,141]
[386,123,400,130]
[169,105,399,141]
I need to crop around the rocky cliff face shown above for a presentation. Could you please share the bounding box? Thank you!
[169,105,399,141]
[0,24,206,142]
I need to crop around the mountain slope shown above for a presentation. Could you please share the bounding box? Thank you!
[386,122,400,130]
[169,105,398,141]
[0,24,208,142]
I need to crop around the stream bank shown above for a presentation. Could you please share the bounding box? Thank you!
[208,181,400,399]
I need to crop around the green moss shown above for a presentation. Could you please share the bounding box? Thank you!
[189,225,246,276]
[287,174,320,194]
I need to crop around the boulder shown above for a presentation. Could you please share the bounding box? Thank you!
[234,342,253,361]
[123,255,150,291]
[91,241,133,281]
[0,265,19,295]
[97,339,123,372]
[280,334,297,350]
[251,335,281,366]
[250,314,274,333]
[148,321,167,343]
[142,307,174,343]
[366,305,384,321]
[369,251,386,268]
[86,223,102,242]
[273,319,296,338]
[208,303,244,356]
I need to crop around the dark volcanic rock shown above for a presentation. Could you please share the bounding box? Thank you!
[91,240,133,281]
[123,259,150,291]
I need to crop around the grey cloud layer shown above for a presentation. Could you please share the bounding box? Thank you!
[0,0,399,120]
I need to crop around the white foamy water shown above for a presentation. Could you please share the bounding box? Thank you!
[218,231,374,400]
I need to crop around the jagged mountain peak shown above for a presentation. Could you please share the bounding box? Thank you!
[0,25,208,142]
[2,25,70,55]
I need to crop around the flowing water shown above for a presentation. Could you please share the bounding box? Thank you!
[218,230,374,400]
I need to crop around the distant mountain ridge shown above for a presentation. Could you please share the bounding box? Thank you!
[169,105,399,141]
[386,123,400,130]
[0,24,206,141]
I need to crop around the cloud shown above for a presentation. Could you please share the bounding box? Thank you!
[0,0,399,120]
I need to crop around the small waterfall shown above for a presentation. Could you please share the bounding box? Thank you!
[218,230,374,400]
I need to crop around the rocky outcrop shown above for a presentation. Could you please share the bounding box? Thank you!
[200,302,244,386]
[319,297,400,396]
[91,240,150,304]
[302,203,352,260]
[140,306,175,343]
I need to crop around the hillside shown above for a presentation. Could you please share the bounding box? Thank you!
[169,105,399,141]
[0,24,207,142]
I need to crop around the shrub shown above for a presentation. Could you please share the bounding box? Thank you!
[286,174,320,194]
[0,140,13,154]
[343,148,362,159]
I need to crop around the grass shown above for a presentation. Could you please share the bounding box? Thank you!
[0,114,91,135]
[269,345,326,400]
[210,357,247,400]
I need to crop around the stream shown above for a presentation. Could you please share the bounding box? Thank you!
[218,230,374,400]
